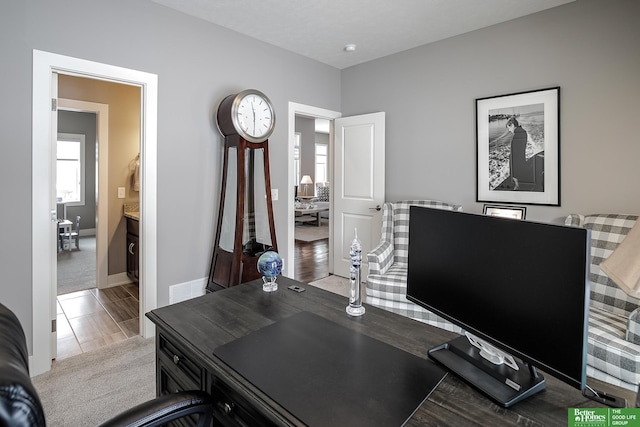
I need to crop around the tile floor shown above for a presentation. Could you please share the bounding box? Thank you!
[56,283,140,360]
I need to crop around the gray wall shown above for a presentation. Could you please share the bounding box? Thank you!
[58,111,97,231]
[341,0,640,223]
[4,0,638,353]
[0,0,340,349]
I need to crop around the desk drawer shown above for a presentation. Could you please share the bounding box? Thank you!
[212,377,274,426]
[159,364,194,395]
[158,333,202,389]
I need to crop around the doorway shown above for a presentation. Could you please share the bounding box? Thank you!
[292,116,330,283]
[288,107,386,290]
[31,50,158,376]
[287,103,341,282]
[55,92,141,359]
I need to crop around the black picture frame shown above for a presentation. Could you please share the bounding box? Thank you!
[476,87,560,206]
[482,204,527,220]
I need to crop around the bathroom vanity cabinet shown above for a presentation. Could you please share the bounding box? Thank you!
[126,216,139,283]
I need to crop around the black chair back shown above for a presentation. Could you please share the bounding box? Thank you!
[0,303,46,426]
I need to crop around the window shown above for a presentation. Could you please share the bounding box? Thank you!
[56,133,85,205]
[294,132,301,186]
[315,143,328,185]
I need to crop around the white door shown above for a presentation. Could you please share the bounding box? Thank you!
[50,73,58,358]
[332,112,385,278]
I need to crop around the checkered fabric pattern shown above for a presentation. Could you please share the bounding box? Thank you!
[565,214,639,317]
[316,184,330,202]
[366,294,464,333]
[565,213,640,390]
[366,200,463,329]
[587,307,640,390]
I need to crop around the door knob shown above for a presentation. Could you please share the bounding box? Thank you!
[369,205,381,211]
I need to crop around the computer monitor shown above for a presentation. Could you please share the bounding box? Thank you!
[407,206,591,407]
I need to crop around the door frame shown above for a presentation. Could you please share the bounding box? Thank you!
[58,98,109,290]
[31,49,158,375]
[287,103,341,278]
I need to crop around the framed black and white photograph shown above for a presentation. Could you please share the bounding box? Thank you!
[476,87,560,206]
[483,204,527,220]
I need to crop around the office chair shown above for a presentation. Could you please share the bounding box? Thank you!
[0,302,213,426]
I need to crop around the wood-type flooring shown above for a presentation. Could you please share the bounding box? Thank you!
[294,237,329,283]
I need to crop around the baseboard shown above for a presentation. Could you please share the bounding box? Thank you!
[169,278,207,305]
[105,272,133,288]
[102,275,207,303]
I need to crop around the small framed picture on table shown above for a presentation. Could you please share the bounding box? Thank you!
[483,204,527,220]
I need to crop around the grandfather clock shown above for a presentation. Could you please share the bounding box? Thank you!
[207,89,278,292]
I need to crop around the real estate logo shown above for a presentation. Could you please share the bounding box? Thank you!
[569,408,640,427]
[571,409,607,426]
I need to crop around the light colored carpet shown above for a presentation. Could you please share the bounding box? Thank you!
[32,336,155,427]
[294,223,329,242]
[308,274,349,297]
[57,235,96,295]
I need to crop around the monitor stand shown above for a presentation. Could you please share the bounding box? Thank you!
[428,335,545,407]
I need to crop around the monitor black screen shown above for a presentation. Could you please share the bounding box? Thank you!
[406,206,590,402]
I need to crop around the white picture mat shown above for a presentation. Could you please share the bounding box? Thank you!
[477,88,559,205]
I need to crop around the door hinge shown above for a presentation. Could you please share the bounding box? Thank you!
[51,98,57,112]
[51,318,56,333]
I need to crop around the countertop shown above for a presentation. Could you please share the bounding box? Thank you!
[124,211,139,221]
[123,202,139,221]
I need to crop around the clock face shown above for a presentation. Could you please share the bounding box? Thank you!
[233,91,275,142]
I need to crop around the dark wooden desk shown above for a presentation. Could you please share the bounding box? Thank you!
[146,276,612,426]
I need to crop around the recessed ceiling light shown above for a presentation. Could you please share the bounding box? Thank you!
[344,44,357,52]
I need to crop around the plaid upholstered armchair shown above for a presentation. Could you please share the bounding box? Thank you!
[366,200,464,332]
[565,213,640,391]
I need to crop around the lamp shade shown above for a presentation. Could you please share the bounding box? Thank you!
[299,175,314,197]
[600,221,640,297]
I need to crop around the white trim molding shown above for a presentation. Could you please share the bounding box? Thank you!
[31,49,158,375]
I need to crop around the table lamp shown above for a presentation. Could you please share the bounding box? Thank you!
[299,175,314,197]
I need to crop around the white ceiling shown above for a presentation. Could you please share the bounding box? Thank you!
[150,0,574,69]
